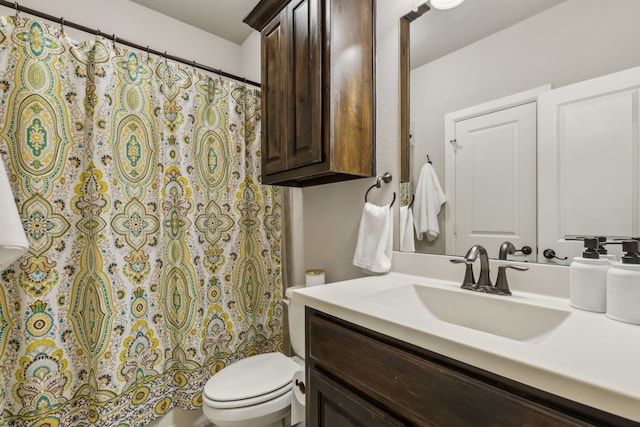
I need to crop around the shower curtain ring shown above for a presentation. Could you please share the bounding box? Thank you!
[164,51,167,66]
[60,17,64,33]
[14,2,19,19]
[145,45,150,64]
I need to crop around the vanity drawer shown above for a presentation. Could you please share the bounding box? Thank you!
[307,309,598,427]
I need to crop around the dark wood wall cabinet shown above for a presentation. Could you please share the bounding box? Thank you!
[306,308,637,427]
[244,0,376,187]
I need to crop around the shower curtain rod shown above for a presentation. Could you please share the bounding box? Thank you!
[0,0,261,88]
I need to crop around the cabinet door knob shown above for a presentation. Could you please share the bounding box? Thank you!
[543,249,567,260]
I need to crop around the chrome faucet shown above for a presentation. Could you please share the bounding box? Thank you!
[464,244,492,288]
[498,241,516,260]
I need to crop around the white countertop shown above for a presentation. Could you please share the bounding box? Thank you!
[293,271,640,422]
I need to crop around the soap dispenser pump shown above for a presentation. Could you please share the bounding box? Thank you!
[596,236,617,262]
[606,240,640,324]
[581,237,600,259]
[620,239,640,264]
[569,237,610,312]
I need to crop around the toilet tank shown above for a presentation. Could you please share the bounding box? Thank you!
[285,285,305,358]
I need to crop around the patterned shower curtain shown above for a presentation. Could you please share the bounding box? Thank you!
[0,16,283,427]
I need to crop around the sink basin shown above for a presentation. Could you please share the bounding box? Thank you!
[358,284,570,343]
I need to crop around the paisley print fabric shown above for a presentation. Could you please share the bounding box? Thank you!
[0,16,282,426]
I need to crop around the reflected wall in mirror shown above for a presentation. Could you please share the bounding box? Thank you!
[400,0,640,264]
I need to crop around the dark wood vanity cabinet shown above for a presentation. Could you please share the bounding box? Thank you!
[244,0,375,186]
[306,308,636,427]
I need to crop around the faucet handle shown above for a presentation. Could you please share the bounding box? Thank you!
[492,264,529,295]
[449,258,476,290]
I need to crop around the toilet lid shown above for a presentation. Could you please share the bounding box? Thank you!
[204,352,300,406]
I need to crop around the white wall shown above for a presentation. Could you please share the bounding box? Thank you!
[240,31,261,83]
[410,0,640,254]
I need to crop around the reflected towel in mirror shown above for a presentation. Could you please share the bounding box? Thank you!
[413,162,446,241]
[400,205,415,252]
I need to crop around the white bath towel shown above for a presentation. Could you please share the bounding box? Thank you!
[0,155,29,269]
[399,205,415,252]
[353,202,393,274]
[413,163,446,241]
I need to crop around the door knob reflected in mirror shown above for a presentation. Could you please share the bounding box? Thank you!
[518,246,533,255]
[543,249,568,260]
[498,242,533,260]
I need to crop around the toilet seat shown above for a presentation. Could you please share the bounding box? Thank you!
[204,352,301,409]
[205,382,291,409]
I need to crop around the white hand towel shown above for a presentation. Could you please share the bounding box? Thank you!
[399,205,415,252]
[0,155,29,269]
[353,202,393,274]
[413,163,446,241]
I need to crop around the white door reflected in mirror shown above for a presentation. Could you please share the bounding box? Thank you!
[538,66,640,264]
[444,91,539,261]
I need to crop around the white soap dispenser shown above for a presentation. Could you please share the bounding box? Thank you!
[606,240,640,324]
[569,237,610,312]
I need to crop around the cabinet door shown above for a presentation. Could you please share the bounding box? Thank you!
[308,368,405,427]
[253,0,374,185]
[287,0,323,170]
[261,10,288,175]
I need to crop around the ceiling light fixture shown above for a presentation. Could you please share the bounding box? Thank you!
[430,0,465,10]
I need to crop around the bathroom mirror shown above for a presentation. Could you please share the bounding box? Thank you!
[400,0,640,263]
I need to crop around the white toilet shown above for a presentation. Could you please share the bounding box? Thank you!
[202,285,306,427]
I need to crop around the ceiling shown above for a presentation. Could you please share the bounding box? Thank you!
[128,0,565,60]
[130,0,260,45]
[411,0,565,69]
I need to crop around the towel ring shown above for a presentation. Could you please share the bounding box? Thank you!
[364,186,396,207]
[364,173,396,207]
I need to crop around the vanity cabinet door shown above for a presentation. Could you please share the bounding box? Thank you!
[308,368,405,427]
